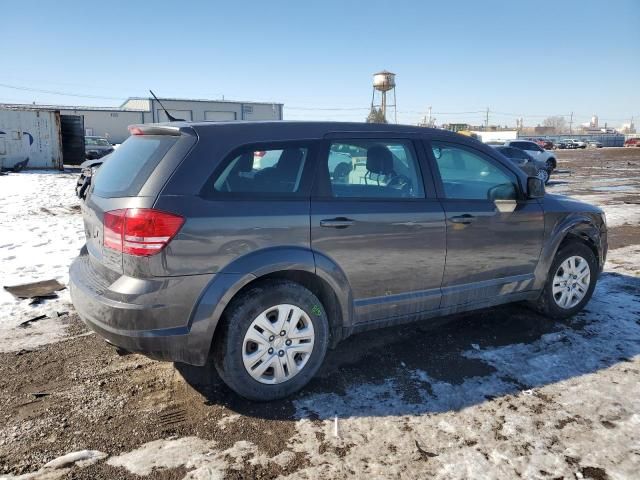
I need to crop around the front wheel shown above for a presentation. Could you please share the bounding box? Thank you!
[213,280,329,401]
[545,158,556,170]
[533,242,598,319]
[536,168,550,184]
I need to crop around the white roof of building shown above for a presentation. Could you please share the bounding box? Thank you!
[121,97,283,108]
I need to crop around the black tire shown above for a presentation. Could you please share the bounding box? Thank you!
[213,280,329,401]
[545,158,556,171]
[533,242,598,319]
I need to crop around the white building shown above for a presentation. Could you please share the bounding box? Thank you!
[470,130,518,143]
[1,97,284,144]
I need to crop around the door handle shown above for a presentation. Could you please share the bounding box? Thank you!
[449,214,476,225]
[320,217,354,229]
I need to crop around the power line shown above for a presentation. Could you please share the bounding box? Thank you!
[0,82,125,100]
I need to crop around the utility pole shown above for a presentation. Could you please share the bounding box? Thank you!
[485,107,490,130]
[569,111,574,135]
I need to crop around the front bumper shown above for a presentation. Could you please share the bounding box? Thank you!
[69,253,214,365]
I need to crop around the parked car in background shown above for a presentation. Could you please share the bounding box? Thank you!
[564,139,587,149]
[492,145,552,184]
[557,140,577,150]
[624,138,640,147]
[69,121,606,401]
[587,140,603,148]
[541,139,554,150]
[75,155,110,198]
[504,140,557,170]
[85,136,114,159]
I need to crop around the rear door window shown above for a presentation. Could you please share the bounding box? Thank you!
[92,136,177,197]
[324,140,425,199]
[210,143,313,195]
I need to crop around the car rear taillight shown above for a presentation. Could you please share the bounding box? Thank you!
[103,209,184,256]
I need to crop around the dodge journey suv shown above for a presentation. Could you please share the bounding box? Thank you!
[70,122,607,401]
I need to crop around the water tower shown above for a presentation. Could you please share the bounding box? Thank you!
[371,70,397,123]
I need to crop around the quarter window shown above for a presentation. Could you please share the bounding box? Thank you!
[432,142,517,200]
[213,146,309,194]
[325,140,425,199]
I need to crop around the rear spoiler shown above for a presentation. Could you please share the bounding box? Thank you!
[128,125,185,136]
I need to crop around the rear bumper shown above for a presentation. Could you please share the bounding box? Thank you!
[69,253,214,365]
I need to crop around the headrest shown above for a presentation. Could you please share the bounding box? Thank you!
[277,148,304,170]
[235,152,255,173]
[366,145,394,175]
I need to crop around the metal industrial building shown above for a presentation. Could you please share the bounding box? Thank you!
[1,97,284,144]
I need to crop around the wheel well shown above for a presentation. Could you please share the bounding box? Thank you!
[558,232,599,267]
[218,270,345,346]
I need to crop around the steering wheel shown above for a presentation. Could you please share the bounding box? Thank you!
[386,174,413,196]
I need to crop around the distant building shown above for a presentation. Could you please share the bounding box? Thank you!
[470,130,518,143]
[1,96,284,144]
[533,126,555,135]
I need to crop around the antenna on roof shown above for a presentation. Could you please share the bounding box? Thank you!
[149,90,183,122]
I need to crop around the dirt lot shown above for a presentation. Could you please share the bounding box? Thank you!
[1,148,639,479]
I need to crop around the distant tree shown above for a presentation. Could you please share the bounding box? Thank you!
[543,115,567,133]
[366,107,387,124]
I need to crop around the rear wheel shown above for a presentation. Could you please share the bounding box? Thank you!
[213,280,329,401]
[533,242,597,319]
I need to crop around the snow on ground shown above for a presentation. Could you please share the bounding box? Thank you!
[0,171,84,353]
[567,194,640,228]
[1,450,106,480]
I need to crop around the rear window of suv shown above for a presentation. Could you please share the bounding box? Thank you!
[92,136,177,197]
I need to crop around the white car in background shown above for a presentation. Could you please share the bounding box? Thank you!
[504,140,557,171]
[564,139,587,149]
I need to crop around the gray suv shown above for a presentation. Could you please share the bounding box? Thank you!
[69,122,607,401]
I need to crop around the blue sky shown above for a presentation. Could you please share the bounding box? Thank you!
[2,0,638,127]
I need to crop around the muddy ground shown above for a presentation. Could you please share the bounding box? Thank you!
[1,147,639,479]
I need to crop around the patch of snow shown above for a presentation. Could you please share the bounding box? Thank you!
[601,203,640,228]
[216,413,241,429]
[43,450,107,469]
[106,437,217,476]
[0,171,84,352]
[270,450,296,468]
[107,437,267,479]
[1,449,106,480]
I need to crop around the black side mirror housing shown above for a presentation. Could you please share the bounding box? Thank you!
[527,177,545,198]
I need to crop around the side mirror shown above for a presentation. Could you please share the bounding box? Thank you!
[527,177,545,198]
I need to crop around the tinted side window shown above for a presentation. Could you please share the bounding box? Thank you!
[432,142,517,200]
[93,135,177,198]
[508,148,529,159]
[326,140,425,199]
[213,146,309,194]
